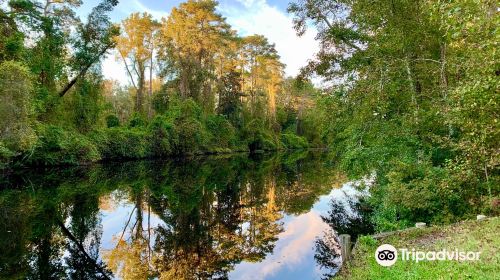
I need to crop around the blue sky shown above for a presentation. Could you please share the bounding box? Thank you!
[77,0,318,84]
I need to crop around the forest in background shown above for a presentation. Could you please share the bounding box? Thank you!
[0,0,499,232]
[0,0,321,169]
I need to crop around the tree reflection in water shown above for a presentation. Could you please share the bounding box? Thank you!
[0,151,350,279]
[314,177,375,279]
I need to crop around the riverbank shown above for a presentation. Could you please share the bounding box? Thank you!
[338,217,500,279]
[0,116,314,170]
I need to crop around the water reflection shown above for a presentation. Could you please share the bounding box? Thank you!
[0,151,372,280]
[313,176,375,279]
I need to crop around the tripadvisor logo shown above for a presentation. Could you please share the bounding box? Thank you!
[375,244,397,266]
[375,244,481,267]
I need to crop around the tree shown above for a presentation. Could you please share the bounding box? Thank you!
[6,0,118,115]
[70,73,105,133]
[288,0,499,226]
[288,0,367,80]
[58,0,119,98]
[8,0,79,113]
[439,0,499,192]
[239,35,284,122]
[0,8,23,61]
[115,12,159,115]
[158,0,234,110]
[217,69,242,125]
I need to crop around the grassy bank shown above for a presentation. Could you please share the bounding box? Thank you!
[339,217,500,280]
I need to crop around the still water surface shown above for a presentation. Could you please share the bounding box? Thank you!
[0,151,373,279]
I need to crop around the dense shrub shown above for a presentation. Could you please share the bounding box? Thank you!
[281,133,309,149]
[243,119,279,151]
[71,76,104,133]
[93,128,150,160]
[205,115,237,152]
[171,118,209,155]
[276,107,297,131]
[0,61,37,153]
[106,114,120,128]
[162,98,210,154]
[27,125,100,165]
[0,141,15,168]
[152,92,170,114]
[148,116,173,157]
[367,158,484,231]
[128,113,146,128]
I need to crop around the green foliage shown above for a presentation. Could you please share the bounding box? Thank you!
[162,98,209,154]
[217,70,242,126]
[370,204,412,233]
[71,75,104,132]
[106,114,120,128]
[27,125,101,166]
[152,92,170,114]
[281,133,309,150]
[148,116,173,157]
[289,0,499,230]
[357,235,377,247]
[92,127,151,160]
[171,117,209,155]
[205,115,237,152]
[0,61,37,153]
[0,142,15,168]
[128,112,146,128]
[242,119,279,151]
[92,127,150,160]
[0,10,24,61]
[276,107,296,131]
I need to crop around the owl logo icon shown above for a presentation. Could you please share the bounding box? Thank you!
[375,244,398,266]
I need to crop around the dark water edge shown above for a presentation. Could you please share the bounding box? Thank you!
[0,150,373,280]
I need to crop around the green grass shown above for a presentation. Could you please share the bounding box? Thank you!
[339,217,500,280]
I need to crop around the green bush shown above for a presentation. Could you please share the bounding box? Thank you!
[106,114,120,128]
[164,97,202,122]
[27,125,100,165]
[0,61,37,153]
[242,119,279,151]
[162,98,211,155]
[148,116,173,157]
[369,204,412,232]
[281,133,309,149]
[171,118,209,155]
[128,113,146,128]
[152,92,170,114]
[205,115,237,151]
[93,128,151,160]
[0,141,15,168]
[367,158,479,231]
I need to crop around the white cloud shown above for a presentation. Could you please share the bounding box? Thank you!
[220,0,319,78]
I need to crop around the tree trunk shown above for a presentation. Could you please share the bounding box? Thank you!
[136,62,145,113]
[58,47,111,97]
[148,53,153,119]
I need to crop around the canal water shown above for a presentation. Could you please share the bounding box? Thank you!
[0,151,374,279]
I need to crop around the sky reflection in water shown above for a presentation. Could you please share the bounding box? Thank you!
[0,152,373,280]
